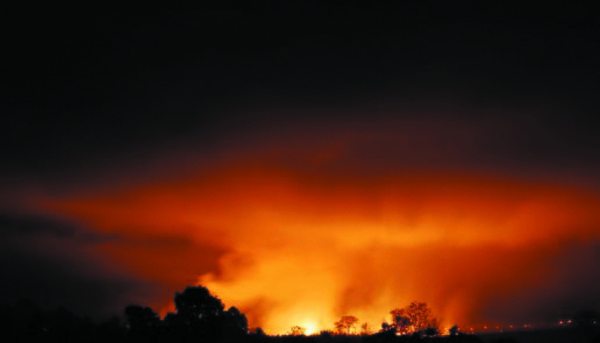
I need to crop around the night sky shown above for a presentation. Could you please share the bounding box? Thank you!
[2,3,600,333]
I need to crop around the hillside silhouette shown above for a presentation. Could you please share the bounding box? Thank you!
[2,285,599,343]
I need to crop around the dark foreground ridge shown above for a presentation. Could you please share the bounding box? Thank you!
[1,286,599,343]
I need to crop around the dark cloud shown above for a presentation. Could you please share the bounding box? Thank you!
[0,211,117,244]
[0,212,78,238]
[2,3,600,181]
[0,212,160,319]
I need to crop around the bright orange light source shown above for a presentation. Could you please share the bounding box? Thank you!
[302,321,318,336]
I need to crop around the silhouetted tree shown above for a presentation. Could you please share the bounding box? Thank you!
[334,315,359,334]
[360,322,372,335]
[248,327,268,343]
[174,285,225,325]
[98,316,127,343]
[405,301,436,332]
[169,285,248,341]
[380,321,392,332]
[162,312,186,342]
[421,326,439,337]
[289,325,306,335]
[390,308,411,334]
[251,327,266,336]
[125,305,160,335]
[0,299,114,343]
[220,306,249,341]
[428,317,441,333]
[173,285,224,339]
[225,306,248,330]
[372,325,397,342]
[319,330,334,337]
[388,302,439,336]
[163,312,182,328]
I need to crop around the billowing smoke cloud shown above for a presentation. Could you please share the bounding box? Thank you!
[2,105,598,332]
[37,157,600,333]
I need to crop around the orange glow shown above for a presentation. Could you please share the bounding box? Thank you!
[301,321,318,336]
[38,162,600,334]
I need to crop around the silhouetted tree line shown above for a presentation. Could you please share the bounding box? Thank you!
[0,286,247,343]
[0,298,125,343]
[3,285,598,343]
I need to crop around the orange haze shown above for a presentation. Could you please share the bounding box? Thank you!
[41,163,600,334]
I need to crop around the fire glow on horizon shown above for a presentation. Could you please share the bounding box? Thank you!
[4,3,600,336]
[39,161,600,335]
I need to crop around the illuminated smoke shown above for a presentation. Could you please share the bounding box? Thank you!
[43,163,600,334]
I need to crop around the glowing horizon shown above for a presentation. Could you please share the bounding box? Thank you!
[3,4,600,337]
[35,161,600,334]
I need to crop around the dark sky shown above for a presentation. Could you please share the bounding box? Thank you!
[1,3,600,330]
[4,3,599,180]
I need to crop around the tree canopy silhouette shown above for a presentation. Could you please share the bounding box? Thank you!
[390,308,411,334]
[405,301,433,332]
[168,285,248,341]
[289,325,306,335]
[389,302,439,335]
[334,315,359,335]
[174,285,225,323]
[124,305,160,335]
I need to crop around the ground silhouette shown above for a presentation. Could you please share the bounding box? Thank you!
[1,285,599,343]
